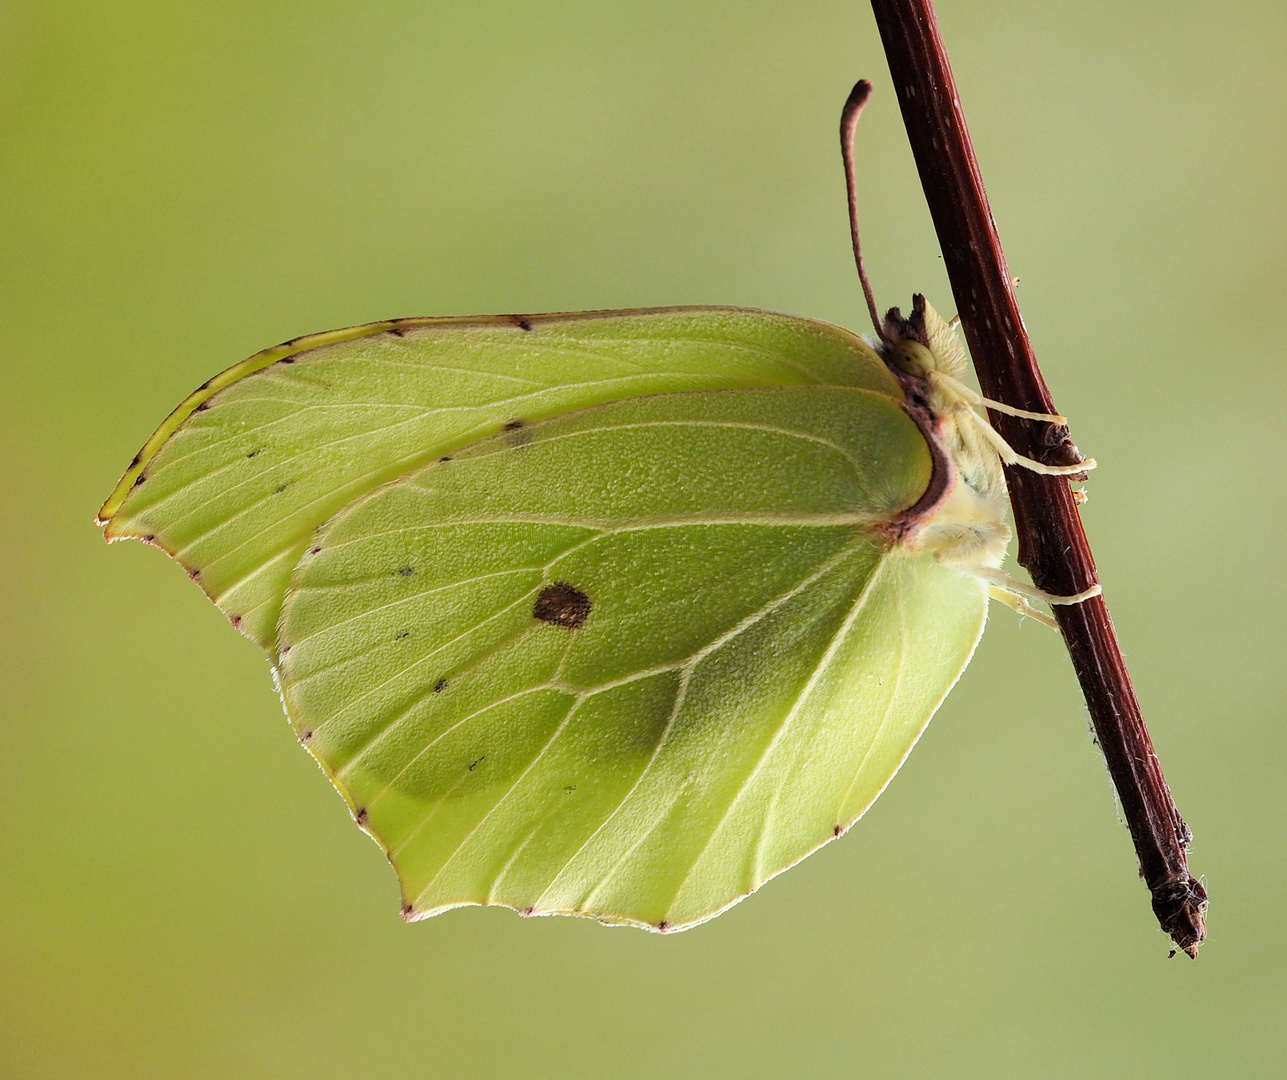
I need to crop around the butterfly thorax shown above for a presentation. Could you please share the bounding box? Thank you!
[878,299,1011,572]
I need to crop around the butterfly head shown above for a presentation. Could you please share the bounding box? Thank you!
[878,294,968,382]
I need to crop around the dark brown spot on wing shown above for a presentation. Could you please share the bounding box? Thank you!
[533,583,592,629]
[502,418,532,447]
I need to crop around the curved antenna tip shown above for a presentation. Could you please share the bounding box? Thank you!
[843,80,873,117]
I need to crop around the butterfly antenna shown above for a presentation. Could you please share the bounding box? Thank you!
[841,80,886,343]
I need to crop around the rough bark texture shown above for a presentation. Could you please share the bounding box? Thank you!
[868,0,1206,955]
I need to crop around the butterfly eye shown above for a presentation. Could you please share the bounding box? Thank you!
[889,341,936,378]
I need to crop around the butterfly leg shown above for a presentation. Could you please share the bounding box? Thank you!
[953,401,1096,476]
[971,565,1102,607]
[935,550,1099,630]
[987,585,1059,630]
[931,370,1067,424]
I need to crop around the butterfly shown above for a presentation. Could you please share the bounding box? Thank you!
[99,81,1095,931]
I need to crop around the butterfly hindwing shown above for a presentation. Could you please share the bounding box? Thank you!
[276,386,987,928]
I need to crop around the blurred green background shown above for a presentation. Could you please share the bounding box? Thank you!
[3,1,1284,1076]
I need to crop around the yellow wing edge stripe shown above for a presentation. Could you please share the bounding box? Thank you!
[96,306,871,525]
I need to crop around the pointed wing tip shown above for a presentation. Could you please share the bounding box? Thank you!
[97,488,129,529]
[96,500,132,533]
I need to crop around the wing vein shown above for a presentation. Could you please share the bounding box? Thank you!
[408,697,584,906]
[533,539,865,910]
[834,567,908,824]
[661,553,891,917]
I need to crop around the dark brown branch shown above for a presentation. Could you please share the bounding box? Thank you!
[867,0,1206,956]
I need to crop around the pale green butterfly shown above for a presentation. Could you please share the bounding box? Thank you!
[98,82,1096,931]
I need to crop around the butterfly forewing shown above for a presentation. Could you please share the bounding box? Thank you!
[101,310,902,650]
